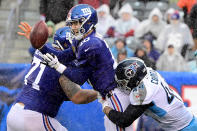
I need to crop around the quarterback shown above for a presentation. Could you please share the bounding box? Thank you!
[7,27,98,131]
[17,4,134,131]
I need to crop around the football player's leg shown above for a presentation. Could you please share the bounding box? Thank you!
[104,88,134,131]
[40,114,68,131]
[7,103,67,131]
[7,103,25,131]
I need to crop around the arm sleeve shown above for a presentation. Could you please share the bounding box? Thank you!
[108,104,150,128]
[39,44,76,63]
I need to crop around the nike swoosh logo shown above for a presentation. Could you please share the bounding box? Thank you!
[84,48,90,52]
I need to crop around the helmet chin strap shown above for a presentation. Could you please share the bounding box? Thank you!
[74,25,94,40]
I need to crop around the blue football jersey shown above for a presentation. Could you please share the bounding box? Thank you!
[16,50,69,118]
[40,31,117,97]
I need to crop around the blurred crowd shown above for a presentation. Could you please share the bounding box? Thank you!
[0,0,197,131]
[37,0,197,73]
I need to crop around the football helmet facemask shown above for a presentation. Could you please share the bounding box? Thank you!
[115,57,147,92]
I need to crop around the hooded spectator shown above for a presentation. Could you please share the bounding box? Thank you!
[96,4,115,37]
[135,8,166,41]
[156,43,188,72]
[164,8,175,24]
[156,11,194,53]
[46,20,55,44]
[114,3,140,38]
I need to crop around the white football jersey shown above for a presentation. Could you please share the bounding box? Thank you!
[129,68,193,131]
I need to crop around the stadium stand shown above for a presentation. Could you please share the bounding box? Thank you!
[146,1,169,11]
[0,0,39,63]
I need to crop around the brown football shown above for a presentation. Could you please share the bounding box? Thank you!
[30,20,49,49]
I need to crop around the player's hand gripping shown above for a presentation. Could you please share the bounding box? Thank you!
[42,53,67,74]
[97,93,110,110]
[17,22,32,39]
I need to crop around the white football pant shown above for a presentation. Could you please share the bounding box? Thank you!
[7,103,67,131]
[104,88,134,131]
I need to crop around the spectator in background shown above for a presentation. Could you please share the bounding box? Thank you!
[111,38,134,60]
[156,44,188,72]
[114,3,140,38]
[188,4,197,52]
[164,8,175,24]
[143,34,160,62]
[181,4,197,62]
[96,4,115,37]
[109,0,125,19]
[39,0,74,24]
[177,0,196,23]
[156,11,194,53]
[117,48,127,63]
[78,0,109,9]
[135,8,166,42]
[134,46,156,69]
[46,20,55,44]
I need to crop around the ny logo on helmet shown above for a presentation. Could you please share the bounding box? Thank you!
[124,62,139,78]
[81,8,92,15]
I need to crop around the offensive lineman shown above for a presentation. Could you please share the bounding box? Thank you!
[100,58,197,130]
[7,26,98,131]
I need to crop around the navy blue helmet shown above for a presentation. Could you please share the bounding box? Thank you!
[53,26,72,50]
[66,4,98,40]
[115,57,147,91]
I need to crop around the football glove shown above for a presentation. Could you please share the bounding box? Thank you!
[42,53,66,74]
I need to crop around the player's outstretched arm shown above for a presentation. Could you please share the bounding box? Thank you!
[59,75,98,104]
[102,103,150,128]
[17,22,32,39]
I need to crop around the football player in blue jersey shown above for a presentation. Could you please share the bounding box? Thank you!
[6,26,98,131]
[101,58,197,131]
[17,4,134,131]
[40,4,134,131]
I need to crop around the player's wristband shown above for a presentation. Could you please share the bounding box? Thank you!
[56,63,67,74]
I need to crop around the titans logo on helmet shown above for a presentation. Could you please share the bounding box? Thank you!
[124,62,139,78]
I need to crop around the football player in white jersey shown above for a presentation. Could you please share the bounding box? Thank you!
[100,57,197,131]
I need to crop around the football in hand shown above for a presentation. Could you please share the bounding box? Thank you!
[30,20,49,49]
